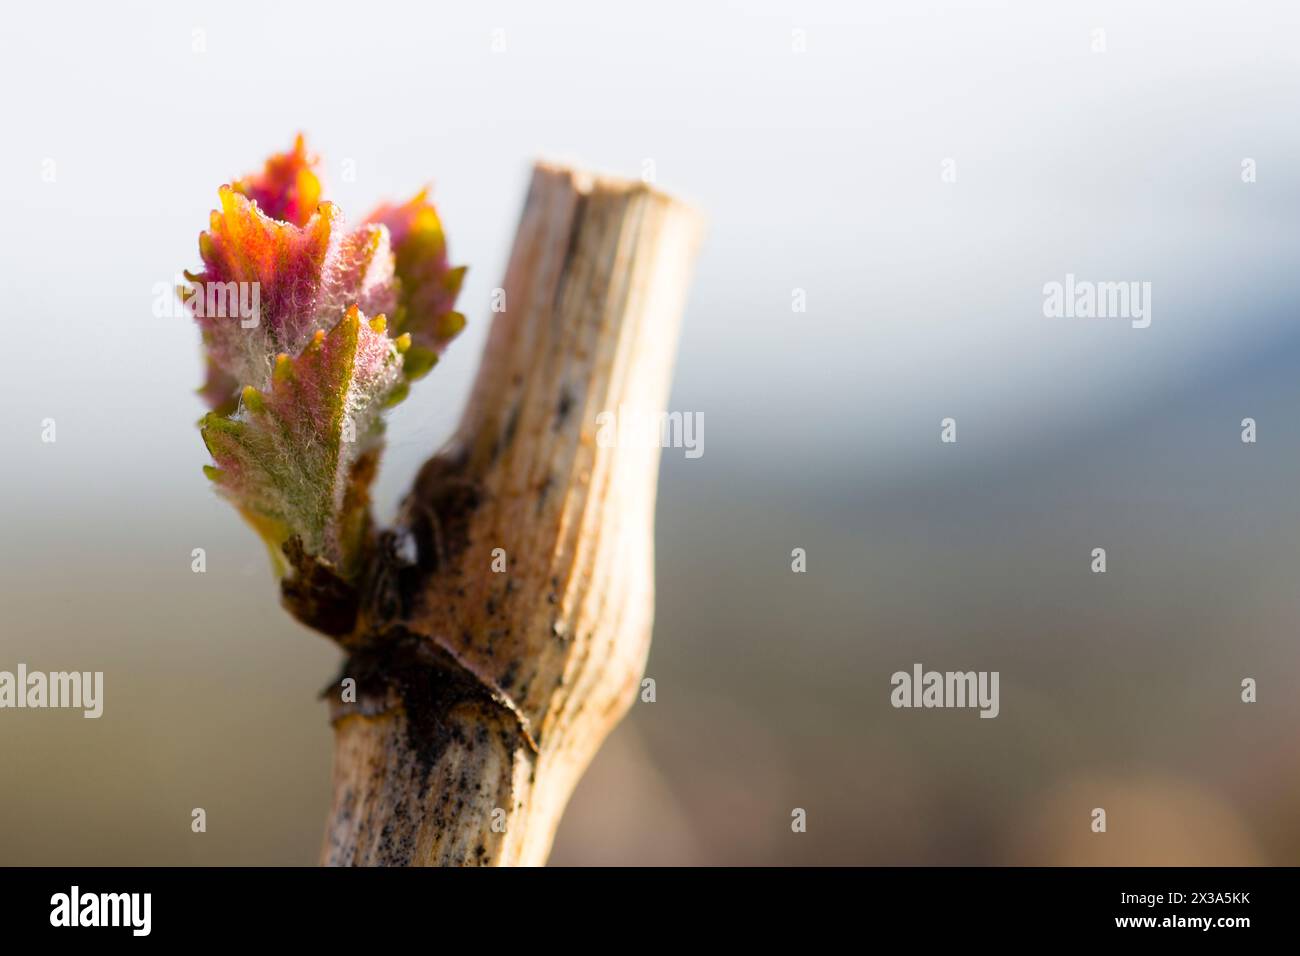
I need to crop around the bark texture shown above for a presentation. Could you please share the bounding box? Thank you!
[320,163,703,865]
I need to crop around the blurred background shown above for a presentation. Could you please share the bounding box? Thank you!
[2,0,1299,865]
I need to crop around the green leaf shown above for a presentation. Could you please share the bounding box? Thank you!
[201,306,403,574]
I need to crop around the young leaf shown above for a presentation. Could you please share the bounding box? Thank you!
[185,188,397,406]
[230,133,323,228]
[183,137,464,584]
[366,189,467,379]
[200,306,405,573]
